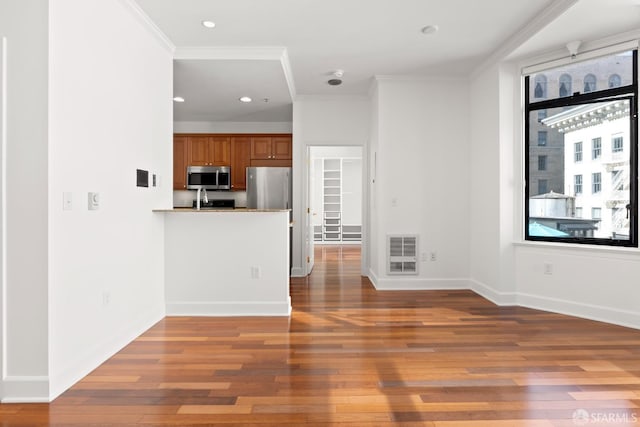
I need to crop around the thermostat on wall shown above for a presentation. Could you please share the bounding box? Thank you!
[136,169,149,187]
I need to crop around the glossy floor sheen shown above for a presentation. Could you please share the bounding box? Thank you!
[2,246,640,426]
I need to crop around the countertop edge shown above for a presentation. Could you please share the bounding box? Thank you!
[153,208,291,213]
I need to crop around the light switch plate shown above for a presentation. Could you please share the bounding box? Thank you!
[63,192,72,210]
[88,192,100,210]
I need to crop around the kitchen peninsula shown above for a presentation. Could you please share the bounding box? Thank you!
[154,208,291,316]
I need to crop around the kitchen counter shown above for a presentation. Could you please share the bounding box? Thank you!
[154,209,291,316]
[153,207,290,213]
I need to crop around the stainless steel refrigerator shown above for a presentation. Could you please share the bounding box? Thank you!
[247,167,293,274]
[246,167,292,216]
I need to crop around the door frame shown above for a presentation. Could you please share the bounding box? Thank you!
[303,144,368,277]
[1,36,7,400]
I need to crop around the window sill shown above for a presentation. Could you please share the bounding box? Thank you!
[513,240,640,259]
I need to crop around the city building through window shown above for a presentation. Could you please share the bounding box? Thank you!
[525,49,637,246]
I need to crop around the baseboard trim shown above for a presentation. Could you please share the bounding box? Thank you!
[166,298,291,317]
[290,267,306,277]
[372,277,470,291]
[2,376,50,403]
[517,292,640,331]
[469,279,518,306]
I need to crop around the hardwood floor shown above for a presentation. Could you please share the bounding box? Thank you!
[2,245,640,426]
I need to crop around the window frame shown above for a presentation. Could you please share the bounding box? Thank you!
[574,141,583,162]
[592,137,601,159]
[612,135,624,153]
[524,49,638,248]
[538,155,547,171]
[574,174,583,195]
[592,172,602,194]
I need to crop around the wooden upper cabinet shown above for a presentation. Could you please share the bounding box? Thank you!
[188,136,211,166]
[188,136,230,166]
[230,136,252,191]
[272,136,292,159]
[251,136,292,160]
[210,136,231,165]
[173,136,189,190]
[251,137,272,159]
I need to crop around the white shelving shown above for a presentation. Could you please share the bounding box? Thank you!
[313,157,362,243]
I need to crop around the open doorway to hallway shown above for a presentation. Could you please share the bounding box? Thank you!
[306,146,363,276]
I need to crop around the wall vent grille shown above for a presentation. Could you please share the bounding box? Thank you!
[387,235,418,275]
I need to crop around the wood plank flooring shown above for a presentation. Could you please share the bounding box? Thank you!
[2,245,640,426]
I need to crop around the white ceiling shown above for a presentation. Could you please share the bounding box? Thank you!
[134,0,640,123]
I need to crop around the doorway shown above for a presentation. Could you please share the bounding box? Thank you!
[307,146,363,275]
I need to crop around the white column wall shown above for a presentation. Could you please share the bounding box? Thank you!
[0,0,50,401]
[48,0,173,399]
[370,78,471,289]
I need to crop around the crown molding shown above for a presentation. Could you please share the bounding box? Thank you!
[174,46,286,60]
[117,0,175,54]
[471,0,578,79]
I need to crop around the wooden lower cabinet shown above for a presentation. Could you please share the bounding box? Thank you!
[231,136,251,191]
[174,133,292,191]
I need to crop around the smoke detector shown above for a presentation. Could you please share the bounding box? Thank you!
[328,70,344,86]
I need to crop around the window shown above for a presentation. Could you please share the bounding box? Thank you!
[538,109,547,121]
[538,155,547,171]
[592,137,601,159]
[534,74,547,98]
[612,170,624,191]
[592,172,601,193]
[538,131,547,146]
[574,174,583,195]
[538,179,548,194]
[559,73,572,97]
[609,74,622,88]
[525,49,637,247]
[584,74,597,93]
[612,136,623,153]
[574,142,583,162]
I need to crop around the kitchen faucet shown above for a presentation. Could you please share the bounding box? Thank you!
[196,188,209,210]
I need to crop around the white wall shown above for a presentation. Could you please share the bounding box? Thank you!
[291,95,370,276]
[508,50,640,329]
[47,0,173,399]
[0,0,50,401]
[469,41,640,329]
[174,121,292,134]
[468,63,520,304]
[164,211,291,316]
[369,78,471,289]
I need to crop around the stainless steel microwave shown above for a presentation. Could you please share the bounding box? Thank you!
[186,165,231,191]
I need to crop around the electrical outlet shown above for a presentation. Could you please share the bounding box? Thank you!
[251,266,261,279]
[543,263,553,275]
[421,252,427,262]
[430,252,437,262]
[102,291,111,307]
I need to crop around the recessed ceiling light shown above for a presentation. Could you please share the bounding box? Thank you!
[328,79,342,86]
[173,96,185,102]
[202,20,216,29]
[421,25,439,35]
[239,96,252,103]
